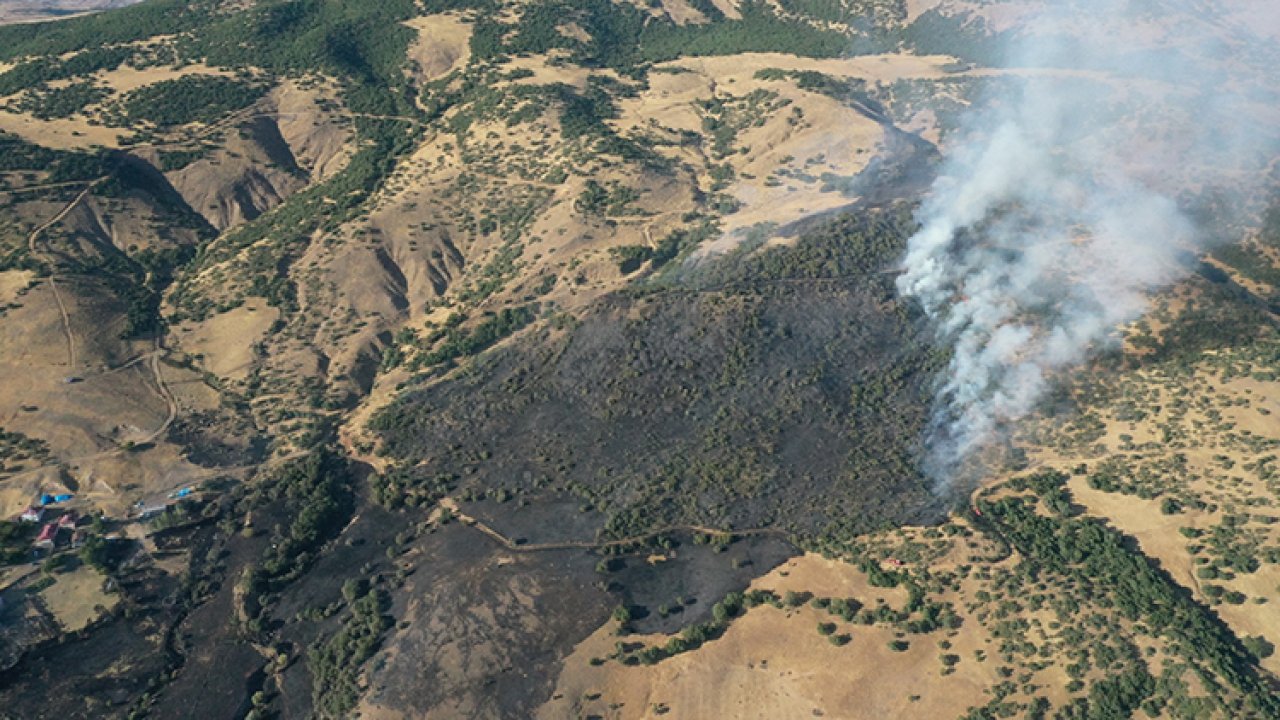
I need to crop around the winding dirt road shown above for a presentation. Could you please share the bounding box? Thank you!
[142,344,178,445]
[25,179,104,368]
[10,176,180,480]
[438,497,787,554]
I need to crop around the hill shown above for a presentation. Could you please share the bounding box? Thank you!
[0,1,141,26]
[0,0,1275,718]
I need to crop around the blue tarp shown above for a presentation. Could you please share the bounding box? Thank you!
[39,494,53,506]
[174,488,193,498]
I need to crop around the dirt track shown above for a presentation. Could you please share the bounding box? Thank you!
[439,497,787,554]
[25,180,103,368]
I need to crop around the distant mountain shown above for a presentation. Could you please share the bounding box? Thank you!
[0,0,141,25]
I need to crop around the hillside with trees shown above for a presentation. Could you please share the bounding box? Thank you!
[0,0,1274,718]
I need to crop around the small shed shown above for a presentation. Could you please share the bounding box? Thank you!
[139,504,169,520]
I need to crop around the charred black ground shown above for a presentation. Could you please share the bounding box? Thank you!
[373,206,950,544]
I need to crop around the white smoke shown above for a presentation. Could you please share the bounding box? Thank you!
[896,0,1280,486]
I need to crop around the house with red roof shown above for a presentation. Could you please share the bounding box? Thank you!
[35,523,58,549]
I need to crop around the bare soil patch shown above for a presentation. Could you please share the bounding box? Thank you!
[172,299,279,382]
[540,554,992,720]
[405,14,472,82]
[39,563,116,633]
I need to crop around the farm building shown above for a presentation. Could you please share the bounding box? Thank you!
[34,523,58,549]
[138,505,169,520]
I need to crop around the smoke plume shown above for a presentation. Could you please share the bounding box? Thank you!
[896,0,1280,486]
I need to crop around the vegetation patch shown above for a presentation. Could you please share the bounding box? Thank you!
[308,580,393,719]
[8,81,109,120]
[972,475,1280,718]
[109,75,267,128]
[235,451,356,638]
